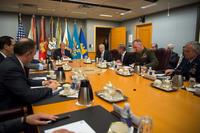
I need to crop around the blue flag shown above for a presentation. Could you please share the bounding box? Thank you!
[72,23,81,59]
[79,28,88,58]
[67,24,73,50]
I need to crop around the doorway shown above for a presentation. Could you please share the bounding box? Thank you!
[95,27,111,52]
[135,23,152,48]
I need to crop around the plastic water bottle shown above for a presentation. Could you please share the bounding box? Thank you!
[120,103,132,127]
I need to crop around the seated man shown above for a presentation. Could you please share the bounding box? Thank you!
[166,43,180,69]
[150,43,158,51]
[132,39,159,69]
[95,43,112,62]
[0,36,15,63]
[117,44,135,66]
[165,41,200,82]
[0,38,59,110]
[0,113,74,133]
[53,42,71,60]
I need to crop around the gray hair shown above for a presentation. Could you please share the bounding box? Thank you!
[185,41,200,55]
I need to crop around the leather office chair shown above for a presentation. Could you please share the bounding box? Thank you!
[154,48,171,71]
[0,106,28,122]
[109,49,121,61]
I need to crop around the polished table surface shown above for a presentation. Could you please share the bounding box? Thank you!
[32,61,200,133]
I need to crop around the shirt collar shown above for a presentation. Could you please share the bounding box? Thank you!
[16,56,24,69]
[122,51,126,56]
[0,51,6,58]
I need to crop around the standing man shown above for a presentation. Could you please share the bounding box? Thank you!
[117,44,135,66]
[96,43,112,62]
[165,41,200,82]
[0,38,59,110]
[132,39,158,69]
[0,36,15,63]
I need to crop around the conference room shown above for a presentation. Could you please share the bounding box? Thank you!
[0,0,200,133]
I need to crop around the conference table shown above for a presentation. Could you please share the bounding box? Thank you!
[31,61,200,133]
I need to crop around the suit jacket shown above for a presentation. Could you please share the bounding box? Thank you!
[175,55,200,82]
[0,55,52,110]
[53,48,71,60]
[121,52,135,66]
[0,117,25,133]
[96,50,112,62]
[0,53,5,63]
[167,51,179,69]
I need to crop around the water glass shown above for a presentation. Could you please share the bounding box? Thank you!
[137,116,153,133]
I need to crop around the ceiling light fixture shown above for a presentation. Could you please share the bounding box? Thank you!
[71,11,87,15]
[120,10,132,16]
[141,3,157,9]
[167,2,170,16]
[99,14,112,17]
[38,8,55,12]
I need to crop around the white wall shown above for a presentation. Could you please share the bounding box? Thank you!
[0,12,18,38]
[121,5,198,54]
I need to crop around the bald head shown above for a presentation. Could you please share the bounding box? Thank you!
[14,38,35,56]
[99,44,105,53]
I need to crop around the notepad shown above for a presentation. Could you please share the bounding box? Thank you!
[44,120,96,133]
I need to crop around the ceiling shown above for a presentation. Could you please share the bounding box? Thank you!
[0,0,199,21]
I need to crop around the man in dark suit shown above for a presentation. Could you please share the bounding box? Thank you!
[165,41,200,82]
[53,42,71,60]
[117,44,135,66]
[95,43,112,62]
[0,36,15,63]
[0,38,59,110]
[166,43,180,69]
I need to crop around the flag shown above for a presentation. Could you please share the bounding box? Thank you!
[72,23,81,59]
[39,16,48,60]
[28,15,37,43]
[63,19,73,49]
[79,28,88,58]
[16,13,26,41]
[56,17,62,48]
[48,16,56,50]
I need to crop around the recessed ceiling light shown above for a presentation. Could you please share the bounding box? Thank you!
[38,8,55,12]
[71,11,87,15]
[141,3,157,9]
[99,14,112,17]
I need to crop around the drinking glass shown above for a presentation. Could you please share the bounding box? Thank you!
[137,116,153,133]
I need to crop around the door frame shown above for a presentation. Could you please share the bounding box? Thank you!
[94,25,113,52]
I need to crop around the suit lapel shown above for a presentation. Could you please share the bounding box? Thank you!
[11,56,27,78]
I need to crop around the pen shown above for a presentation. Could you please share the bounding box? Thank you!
[46,114,71,124]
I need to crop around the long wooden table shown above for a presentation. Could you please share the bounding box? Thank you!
[32,62,200,133]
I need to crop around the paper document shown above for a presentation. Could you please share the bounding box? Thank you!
[32,77,47,80]
[30,86,46,89]
[44,120,96,133]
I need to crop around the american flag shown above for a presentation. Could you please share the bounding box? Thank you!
[16,13,26,41]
